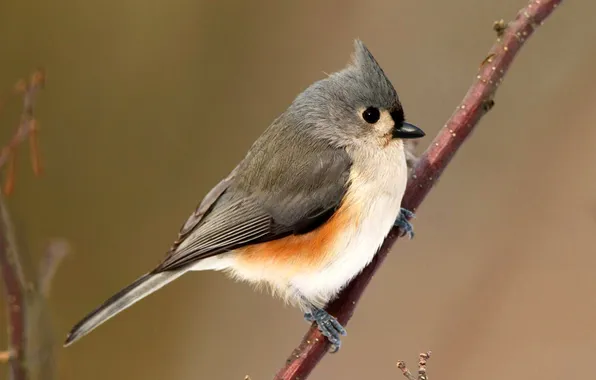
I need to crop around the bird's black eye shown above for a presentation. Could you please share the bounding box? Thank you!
[362,107,380,124]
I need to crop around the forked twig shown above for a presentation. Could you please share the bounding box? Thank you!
[0,69,70,380]
[397,351,432,380]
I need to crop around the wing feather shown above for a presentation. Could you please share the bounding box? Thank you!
[154,128,353,273]
[157,199,277,270]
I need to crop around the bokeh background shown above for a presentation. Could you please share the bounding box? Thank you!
[0,0,594,379]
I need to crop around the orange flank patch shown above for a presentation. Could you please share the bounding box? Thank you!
[235,195,361,276]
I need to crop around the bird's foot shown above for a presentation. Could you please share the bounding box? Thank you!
[395,208,415,239]
[304,308,346,353]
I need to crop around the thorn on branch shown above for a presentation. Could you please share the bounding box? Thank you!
[482,98,495,112]
[493,19,507,37]
[397,351,432,380]
[479,53,496,68]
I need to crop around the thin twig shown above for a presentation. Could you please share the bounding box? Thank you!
[0,172,29,380]
[0,70,45,195]
[274,1,564,379]
[37,239,70,298]
[397,351,432,380]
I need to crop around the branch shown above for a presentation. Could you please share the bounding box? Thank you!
[397,352,432,380]
[37,239,70,298]
[0,70,68,380]
[1,70,45,195]
[0,187,27,379]
[274,1,564,378]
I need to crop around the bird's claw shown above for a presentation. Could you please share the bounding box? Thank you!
[395,207,415,239]
[304,308,346,353]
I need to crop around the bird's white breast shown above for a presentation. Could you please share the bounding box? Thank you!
[192,140,409,310]
[289,140,408,308]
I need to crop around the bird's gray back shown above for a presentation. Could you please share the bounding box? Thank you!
[229,118,352,225]
[155,117,352,272]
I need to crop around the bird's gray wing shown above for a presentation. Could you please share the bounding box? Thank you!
[154,138,352,273]
[173,158,245,244]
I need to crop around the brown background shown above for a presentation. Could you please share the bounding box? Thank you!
[0,0,594,379]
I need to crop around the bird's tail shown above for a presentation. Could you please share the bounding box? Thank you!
[64,270,185,347]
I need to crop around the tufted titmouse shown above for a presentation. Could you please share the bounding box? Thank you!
[64,40,425,351]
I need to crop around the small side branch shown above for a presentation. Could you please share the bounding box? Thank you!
[1,70,45,195]
[274,1,564,379]
[37,239,70,298]
[397,351,432,380]
[0,189,27,380]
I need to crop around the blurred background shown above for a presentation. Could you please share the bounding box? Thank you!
[0,0,594,379]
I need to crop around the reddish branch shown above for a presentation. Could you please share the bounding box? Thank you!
[1,70,45,195]
[0,195,27,379]
[0,71,67,380]
[0,70,44,380]
[274,1,564,379]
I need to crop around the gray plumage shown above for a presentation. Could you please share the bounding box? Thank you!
[158,40,403,271]
[64,39,420,347]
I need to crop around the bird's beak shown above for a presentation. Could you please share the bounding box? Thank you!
[392,122,425,139]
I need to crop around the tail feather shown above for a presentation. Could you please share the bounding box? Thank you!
[64,270,185,347]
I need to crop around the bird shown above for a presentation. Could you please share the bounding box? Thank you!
[64,39,425,352]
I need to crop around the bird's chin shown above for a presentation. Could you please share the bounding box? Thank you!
[379,132,394,148]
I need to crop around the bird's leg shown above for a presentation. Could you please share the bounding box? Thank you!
[394,207,415,239]
[303,305,346,352]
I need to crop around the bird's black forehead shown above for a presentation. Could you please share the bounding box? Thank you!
[390,107,405,124]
